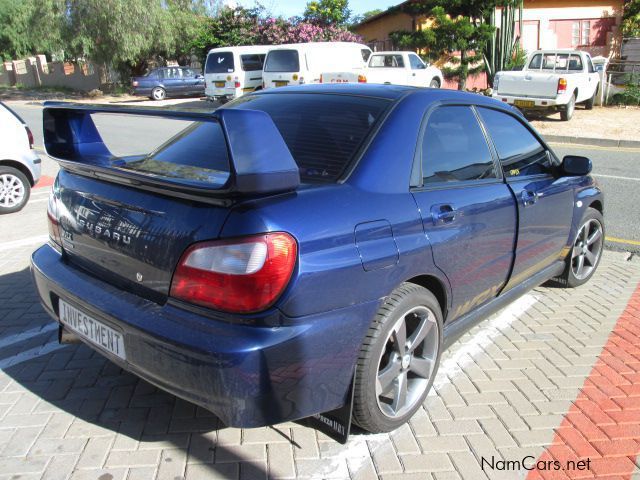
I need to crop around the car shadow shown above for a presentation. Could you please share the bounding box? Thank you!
[0,267,275,478]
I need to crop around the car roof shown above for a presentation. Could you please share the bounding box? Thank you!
[254,84,517,112]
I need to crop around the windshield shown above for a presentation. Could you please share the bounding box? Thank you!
[228,93,390,182]
[264,50,300,73]
[206,51,235,74]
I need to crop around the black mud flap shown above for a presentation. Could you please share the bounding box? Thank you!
[297,372,356,444]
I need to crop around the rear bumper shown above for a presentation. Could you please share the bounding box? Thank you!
[493,94,568,109]
[31,244,378,428]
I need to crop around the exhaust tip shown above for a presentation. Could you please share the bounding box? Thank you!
[59,325,81,344]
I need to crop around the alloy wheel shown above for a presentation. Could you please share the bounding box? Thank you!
[571,218,603,281]
[376,306,439,418]
[0,173,25,208]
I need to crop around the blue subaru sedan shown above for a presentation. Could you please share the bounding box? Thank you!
[32,84,603,435]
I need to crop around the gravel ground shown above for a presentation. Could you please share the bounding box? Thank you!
[528,105,640,141]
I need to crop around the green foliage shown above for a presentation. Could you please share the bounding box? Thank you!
[623,0,640,37]
[351,8,383,25]
[304,0,351,26]
[484,0,523,85]
[391,1,497,90]
[612,83,640,105]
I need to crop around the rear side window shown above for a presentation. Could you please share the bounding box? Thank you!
[241,54,265,71]
[121,122,230,185]
[478,107,552,177]
[229,93,390,182]
[528,54,542,69]
[421,106,496,184]
[264,50,300,72]
[206,52,235,74]
[361,49,371,62]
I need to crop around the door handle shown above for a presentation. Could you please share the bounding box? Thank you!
[431,204,457,225]
[522,190,538,206]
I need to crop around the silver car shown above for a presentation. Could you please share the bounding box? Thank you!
[0,102,41,213]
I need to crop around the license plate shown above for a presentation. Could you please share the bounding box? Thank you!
[215,81,225,88]
[514,100,535,108]
[274,81,288,87]
[59,300,126,360]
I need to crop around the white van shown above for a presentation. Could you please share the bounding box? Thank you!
[204,46,271,103]
[262,42,372,89]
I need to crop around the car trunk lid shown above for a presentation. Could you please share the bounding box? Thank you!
[44,103,299,302]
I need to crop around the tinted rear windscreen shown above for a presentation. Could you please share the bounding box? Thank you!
[264,50,300,72]
[241,54,265,71]
[229,93,390,182]
[206,51,235,74]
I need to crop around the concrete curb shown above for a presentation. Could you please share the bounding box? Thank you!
[543,134,640,149]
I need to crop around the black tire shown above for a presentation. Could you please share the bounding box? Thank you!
[0,166,31,214]
[560,93,576,121]
[429,78,441,89]
[555,207,604,288]
[353,283,443,433]
[585,85,598,110]
[151,87,166,101]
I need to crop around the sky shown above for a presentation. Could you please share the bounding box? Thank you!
[227,0,397,19]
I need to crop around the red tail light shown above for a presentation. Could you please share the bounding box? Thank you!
[320,74,323,83]
[358,74,367,83]
[234,81,241,88]
[557,78,567,94]
[25,126,34,149]
[47,194,62,249]
[170,232,297,314]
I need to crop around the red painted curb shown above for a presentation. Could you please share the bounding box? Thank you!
[527,284,640,479]
[34,175,54,189]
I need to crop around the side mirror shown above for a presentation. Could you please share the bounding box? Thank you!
[562,155,592,176]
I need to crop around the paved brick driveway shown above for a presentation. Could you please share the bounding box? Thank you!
[1,189,640,479]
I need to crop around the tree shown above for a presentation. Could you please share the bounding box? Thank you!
[390,1,497,90]
[351,9,383,25]
[623,0,640,37]
[304,0,351,26]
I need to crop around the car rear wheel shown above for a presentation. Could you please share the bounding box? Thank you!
[561,93,576,121]
[353,283,443,433]
[0,166,30,214]
[429,78,441,88]
[556,207,604,287]
[151,87,166,101]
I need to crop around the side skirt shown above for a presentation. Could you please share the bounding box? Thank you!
[443,260,565,350]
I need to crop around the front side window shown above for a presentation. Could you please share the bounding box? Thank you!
[478,107,552,177]
[409,54,425,70]
[264,50,300,72]
[205,52,235,74]
[568,54,583,71]
[528,53,542,70]
[369,54,404,68]
[420,106,496,185]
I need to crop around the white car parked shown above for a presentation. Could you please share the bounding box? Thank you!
[262,42,371,89]
[365,51,444,88]
[204,46,271,103]
[493,50,600,121]
[0,102,41,213]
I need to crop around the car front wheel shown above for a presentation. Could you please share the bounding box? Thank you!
[557,207,604,287]
[353,283,443,433]
[0,166,31,214]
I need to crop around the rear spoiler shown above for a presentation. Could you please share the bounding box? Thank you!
[42,101,300,196]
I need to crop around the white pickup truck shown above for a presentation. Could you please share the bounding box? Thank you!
[493,50,600,121]
[364,51,444,88]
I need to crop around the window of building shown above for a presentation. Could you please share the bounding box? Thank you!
[573,20,591,46]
